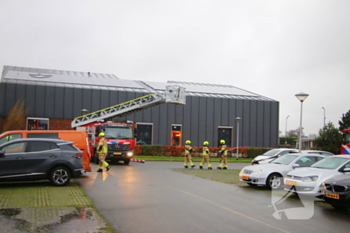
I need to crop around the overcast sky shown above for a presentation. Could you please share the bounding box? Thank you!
[1,0,349,136]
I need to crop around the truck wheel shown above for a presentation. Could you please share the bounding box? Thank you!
[124,159,130,165]
[49,166,71,186]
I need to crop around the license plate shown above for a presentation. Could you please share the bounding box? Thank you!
[241,176,249,180]
[114,152,122,155]
[326,192,340,199]
[285,180,296,186]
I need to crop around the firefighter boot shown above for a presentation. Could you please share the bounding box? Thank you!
[191,165,196,168]
[97,169,103,172]
[200,165,203,169]
[217,167,222,169]
[184,165,189,168]
[223,167,227,170]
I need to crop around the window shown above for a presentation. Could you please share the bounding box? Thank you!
[218,127,232,147]
[136,123,153,145]
[27,118,49,130]
[27,141,59,152]
[27,133,58,139]
[0,133,22,144]
[1,142,27,154]
[295,156,318,167]
[171,125,182,146]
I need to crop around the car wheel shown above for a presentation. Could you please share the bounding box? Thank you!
[266,173,283,190]
[124,159,130,165]
[49,166,71,186]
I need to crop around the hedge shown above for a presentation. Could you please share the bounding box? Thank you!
[134,145,271,158]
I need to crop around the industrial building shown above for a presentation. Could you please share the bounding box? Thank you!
[0,65,279,148]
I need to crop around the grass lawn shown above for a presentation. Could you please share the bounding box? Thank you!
[133,155,252,163]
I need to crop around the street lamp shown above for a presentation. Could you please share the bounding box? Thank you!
[81,109,88,115]
[322,107,326,128]
[235,117,241,160]
[285,115,290,145]
[295,92,309,152]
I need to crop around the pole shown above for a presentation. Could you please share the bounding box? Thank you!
[299,101,303,152]
[236,120,239,160]
[322,107,326,127]
[285,115,290,145]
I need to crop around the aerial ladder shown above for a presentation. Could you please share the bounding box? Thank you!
[71,85,186,128]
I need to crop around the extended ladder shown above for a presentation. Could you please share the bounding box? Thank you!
[71,85,185,128]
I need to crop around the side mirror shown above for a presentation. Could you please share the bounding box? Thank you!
[342,168,350,173]
[292,164,300,169]
[0,150,5,157]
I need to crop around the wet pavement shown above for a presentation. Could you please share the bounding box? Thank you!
[0,207,109,233]
[0,179,113,233]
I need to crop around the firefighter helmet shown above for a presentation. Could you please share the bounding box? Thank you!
[185,140,191,145]
[220,140,225,145]
[203,141,209,146]
[99,132,105,137]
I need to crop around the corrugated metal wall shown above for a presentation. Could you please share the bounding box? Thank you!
[0,82,279,148]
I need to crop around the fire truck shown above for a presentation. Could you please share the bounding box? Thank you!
[71,85,186,165]
[341,129,350,155]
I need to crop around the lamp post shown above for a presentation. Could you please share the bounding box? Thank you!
[235,117,241,160]
[285,115,290,145]
[295,92,309,152]
[322,107,326,128]
[81,109,88,115]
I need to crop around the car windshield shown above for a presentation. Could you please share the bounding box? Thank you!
[270,155,298,165]
[311,157,350,170]
[262,149,281,157]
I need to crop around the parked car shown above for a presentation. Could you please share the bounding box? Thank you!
[251,148,298,165]
[322,173,350,210]
[0,138,84,186]
[0,130,91,172]
[284,155,350,198]
[301,150,334,157]
[239,153,326,189]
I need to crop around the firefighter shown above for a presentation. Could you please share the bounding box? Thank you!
[97,132,111,172]
[217,140,228,170]
[184,140,195,168]
[199,141,212,169]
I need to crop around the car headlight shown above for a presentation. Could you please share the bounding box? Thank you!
[127,152,133,157]
[251,169,262,176]
[301,176,319,182]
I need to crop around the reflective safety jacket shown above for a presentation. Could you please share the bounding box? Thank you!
[219,146,227,156]
[185,145,193,155]
[202,146,210,156]
[98,138,108,154]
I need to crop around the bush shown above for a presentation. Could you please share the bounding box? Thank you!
[247,148,271,158]
[141,145,163,155]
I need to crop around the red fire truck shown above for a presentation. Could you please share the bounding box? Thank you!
[341,129,350,155]
[80,121,136,165]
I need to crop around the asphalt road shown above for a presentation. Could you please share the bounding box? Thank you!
[76,162,350,233]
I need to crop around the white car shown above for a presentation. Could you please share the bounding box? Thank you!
[284,155,350,197]
[251,148,298,165]
[240,153,326,189]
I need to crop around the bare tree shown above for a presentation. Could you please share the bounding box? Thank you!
[0,99,27,133]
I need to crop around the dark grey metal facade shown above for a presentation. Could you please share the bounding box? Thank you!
[0,65,279,148]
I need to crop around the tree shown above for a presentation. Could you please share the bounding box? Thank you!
[0,99,27,133]
[286,127,304,137]
[315,122,342,154]
[339,110,350,132]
